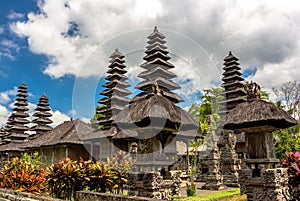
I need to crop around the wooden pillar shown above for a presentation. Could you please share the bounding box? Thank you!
[65,146,68,158]
[185,140,190,171]
[90,142,94,160]
[51,148,55,164]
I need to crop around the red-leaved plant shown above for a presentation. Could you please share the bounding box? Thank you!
[282,151,300,176]
[282,151,300,200]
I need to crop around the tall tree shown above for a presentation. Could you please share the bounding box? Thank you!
[272,80,300,119]
[188,88,224,135]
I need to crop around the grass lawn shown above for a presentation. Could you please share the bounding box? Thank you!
[173,188,247,201]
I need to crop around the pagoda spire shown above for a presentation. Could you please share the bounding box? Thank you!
[134,26,183,103]
[6,83,30,142]
[96,49,131,130]
[31,94,53,136]
[219,51,246,114]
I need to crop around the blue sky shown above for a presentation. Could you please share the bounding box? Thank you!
[0,0,299,126]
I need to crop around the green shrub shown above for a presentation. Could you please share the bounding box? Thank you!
[46,158,86,200]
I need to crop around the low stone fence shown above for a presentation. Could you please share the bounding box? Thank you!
[76,191,161,201]
[0,188,163,201]
[0,188,62,201]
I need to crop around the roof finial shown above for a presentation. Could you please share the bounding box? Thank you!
[229,51,232,56]
[244,81,261,101]
[154,26,158,32]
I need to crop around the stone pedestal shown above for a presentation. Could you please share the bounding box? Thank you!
[202,148,226,190]
[128,171,181,200]
[219,130,240,187]
[239,168,289,201]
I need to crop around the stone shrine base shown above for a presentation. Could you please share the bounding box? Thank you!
[239,168,289,201]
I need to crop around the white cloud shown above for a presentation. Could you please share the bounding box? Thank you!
[7,11,25,20]
[68,109,77,116]
[9,0,300,95]
[0,26,4,34]
[0,87,18,104]
[0,39,20,60]
[50,110,71,127]
[81,117,90,123]
[0,105,9,126]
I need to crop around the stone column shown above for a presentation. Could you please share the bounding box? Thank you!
[202,147,226,190]
[219,130,240,187]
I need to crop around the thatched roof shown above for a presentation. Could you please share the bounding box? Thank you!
[22,119,94,148]
[223,99,297,131]
[115,93,198,132]
[0,142,24,152]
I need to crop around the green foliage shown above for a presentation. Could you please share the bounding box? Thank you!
[21,151,41,166]
[46,157,86,200]
[106,150,135,194]
[186,183,196,197]
[188,88,224,135]
[0,157,47,194]
[273,121,300,161]
[90,105,106,129]
[85,161,113,193]
[187,138,203,196]
[174,188,243,200]
[46,151,134,200]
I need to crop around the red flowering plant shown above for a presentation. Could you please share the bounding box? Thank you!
[282,151,300,200]
[282,151,300,177]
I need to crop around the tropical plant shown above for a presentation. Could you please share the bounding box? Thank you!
[274,122,300,161]
[90,105,106,129]
[107,150,135,194]
[188,88,224,135]
[21,151,42,166]
[282,151,300,201]
[0,157,47,194]
[85,160,113,193]
[46,158,86,200]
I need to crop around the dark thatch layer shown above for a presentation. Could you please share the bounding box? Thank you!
[115,93,198,131]
[223,99,297,131]
[0,142,24,152]
[22,119,94,148]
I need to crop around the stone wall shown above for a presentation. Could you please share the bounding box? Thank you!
[128,171,181,200]
[239,168,290,201]
[0,188,162,201]
[76,191,161,201]
[0,188,62,201]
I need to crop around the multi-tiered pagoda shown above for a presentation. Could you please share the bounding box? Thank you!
[31,95,53,136]
[96,49,131,130]
[113,27,199,172]
[134,26,183,103]
[6,83,30,143]
[217,52,247,187]
[219,51,246,114]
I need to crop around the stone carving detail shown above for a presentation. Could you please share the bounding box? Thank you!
[202,147,226,190]
[128,171,181,200]
[218,130,240,187]
[238,168,290,201]
[244,81,261,101]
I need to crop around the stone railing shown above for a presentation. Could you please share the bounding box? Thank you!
[0,188,62,201]
[76,191,161,201]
